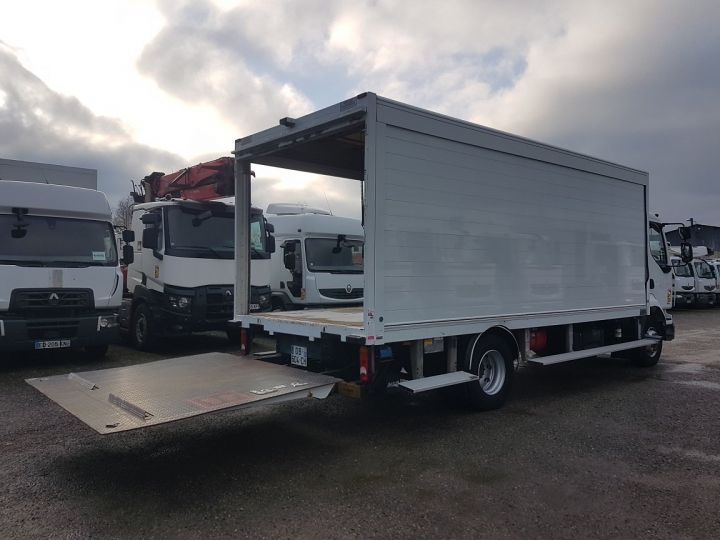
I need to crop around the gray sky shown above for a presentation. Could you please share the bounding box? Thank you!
[1,0,719,223]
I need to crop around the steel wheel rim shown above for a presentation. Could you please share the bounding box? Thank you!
[135,314,147,344]
[645,327,659,357]
[477,349,506,395]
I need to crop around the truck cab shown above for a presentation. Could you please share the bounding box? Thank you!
[671,256,695,307]
[648,215,674,310]
[0,181,122,356]
[691,258,717,306]
[266,204,364,310]
[120,198,274,349]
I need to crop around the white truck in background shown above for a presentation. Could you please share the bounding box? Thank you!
[266,203,364,310]
[119,197,275,350]
[670,246,716,307]
[0,181,122,357]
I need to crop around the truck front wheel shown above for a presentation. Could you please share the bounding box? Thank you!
[131,303,155,351]
[462,334,515,410]
[632,325,663,367]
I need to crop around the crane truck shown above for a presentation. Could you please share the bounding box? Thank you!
[117,158,275,350]
[28,93,694,434]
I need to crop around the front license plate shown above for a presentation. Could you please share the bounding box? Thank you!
[35,339,71,350]
[290,345,307,367]
[249,303,260,311]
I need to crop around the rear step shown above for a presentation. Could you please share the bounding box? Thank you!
[26,352,339,434]
[399,371,479,394]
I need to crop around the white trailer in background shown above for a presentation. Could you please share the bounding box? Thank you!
[265,203,364,311]
[24,93,693,434]
[0,158,97,189]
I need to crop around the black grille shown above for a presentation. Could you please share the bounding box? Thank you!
[319,288,363,300]
[26,319,80,340]
[206,286,234,320]
[9,289,93,316]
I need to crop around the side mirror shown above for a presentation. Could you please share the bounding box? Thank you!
[680,242,693,264]
[122,244,134,265]
[266,234,276,254]
[140,212,161,225]
[142,227,159,251]
[266,222,275,233]
[122,229,135,243]
[678,226,691,240]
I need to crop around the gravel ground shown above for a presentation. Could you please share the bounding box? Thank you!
[1,311,719,539]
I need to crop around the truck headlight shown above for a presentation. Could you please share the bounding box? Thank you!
[169,295,192,310]
[98,314,118,329]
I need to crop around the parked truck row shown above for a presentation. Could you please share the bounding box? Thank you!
[23,93,696,435]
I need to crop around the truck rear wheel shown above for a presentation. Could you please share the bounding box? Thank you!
[462,334,515,410]
[131,303,155,351]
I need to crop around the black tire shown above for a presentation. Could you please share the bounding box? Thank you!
[84,344,109,359]
[462,334,515,410]
[631,324,663,367]
[130,303,155,351]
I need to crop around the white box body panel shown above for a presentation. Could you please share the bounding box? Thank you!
[377,124,646,326]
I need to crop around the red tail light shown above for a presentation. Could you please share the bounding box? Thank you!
[240,329,249,356]
[359,346,369,383]
[530,329,547,353]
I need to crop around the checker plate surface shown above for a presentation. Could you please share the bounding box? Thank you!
[26,352,339,434]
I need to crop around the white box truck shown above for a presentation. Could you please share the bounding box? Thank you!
[0,181,122,356]
[26,93,691,433]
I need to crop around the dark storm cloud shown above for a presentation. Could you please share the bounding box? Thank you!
[0,43,183,205]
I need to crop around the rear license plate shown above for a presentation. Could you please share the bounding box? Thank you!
[290,345,307,367]
[35,339,71,350]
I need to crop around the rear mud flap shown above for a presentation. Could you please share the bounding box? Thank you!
[26,353,339,434]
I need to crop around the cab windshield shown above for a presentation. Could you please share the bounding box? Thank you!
[164,206,269,260]
[304,238,364,274]
[0,214,117,267]
[673,259,693,277]
[693,261,715,279]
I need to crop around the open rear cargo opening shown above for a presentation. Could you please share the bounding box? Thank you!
[233,96,372,342]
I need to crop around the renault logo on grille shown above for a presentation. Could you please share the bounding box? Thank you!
[224,289,233,297]
[345,284,353,294]
[48,292,60,305]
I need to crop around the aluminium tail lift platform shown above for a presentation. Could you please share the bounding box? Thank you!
[26,353,339,434]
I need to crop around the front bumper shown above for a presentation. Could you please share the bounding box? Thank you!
[673,292,695,307]
[0,312,119,352]
[693,293,715,306]
[151,285,272,335]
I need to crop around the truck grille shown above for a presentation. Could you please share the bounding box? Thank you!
[205,286,234,320]
[319,288,364,300]
[26,319,80,340]
[9,289,93,316]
